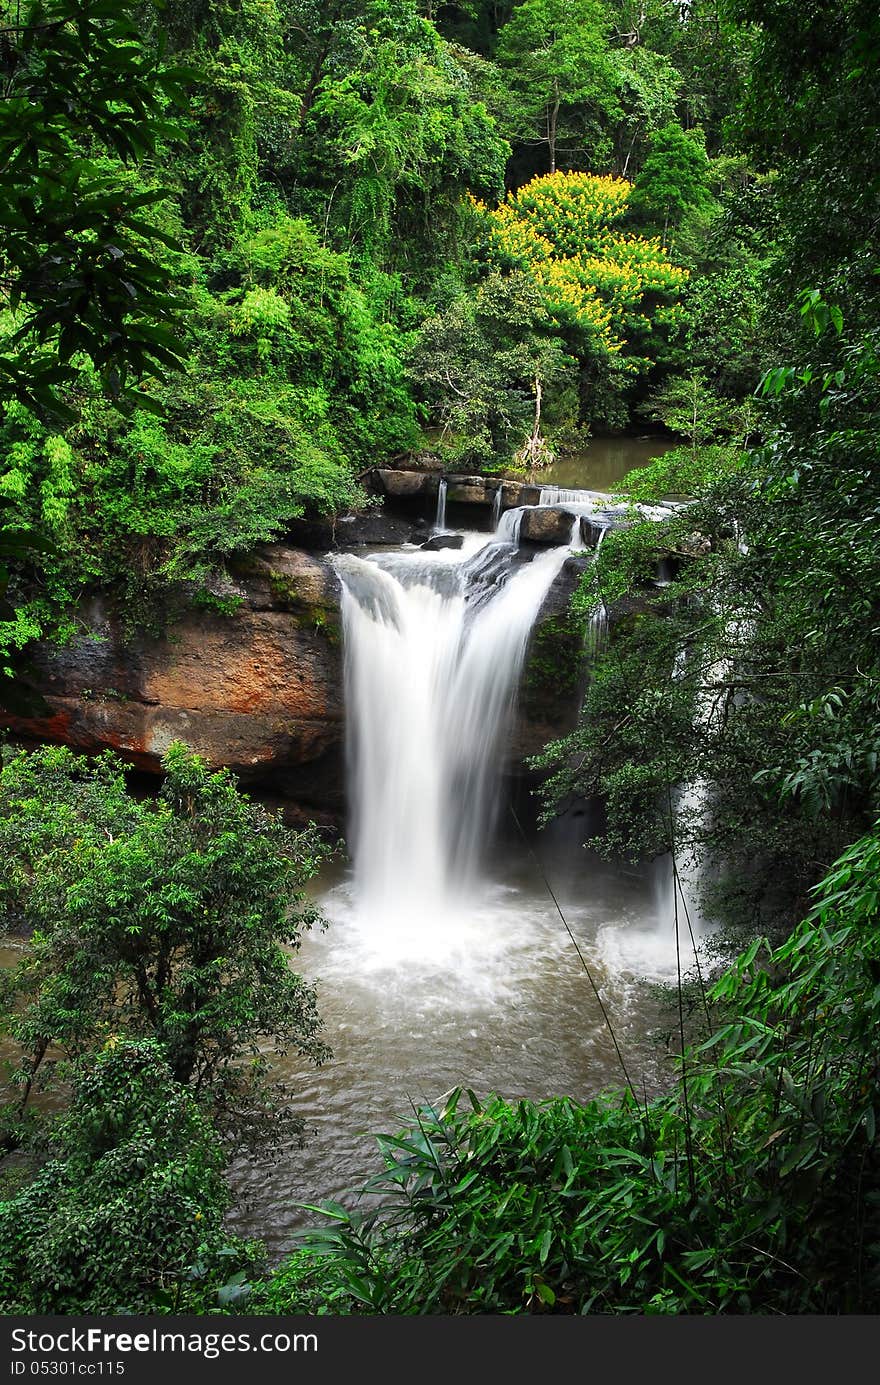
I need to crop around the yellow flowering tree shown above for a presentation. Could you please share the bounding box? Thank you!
[473,171,688,364]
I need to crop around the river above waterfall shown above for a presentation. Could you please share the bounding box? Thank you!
[540,436,674,492]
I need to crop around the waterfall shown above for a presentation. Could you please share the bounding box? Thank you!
[491,484,503,530]
[586,600,609,661]
[434,477,448,531]
[335,542,572,930]
[495,506,525,544]
[540,485,680,527]
[664,641,733,945]
[539,485,602,507]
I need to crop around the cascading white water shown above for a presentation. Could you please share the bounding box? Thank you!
[495,506,524,544]
[434,477,448,531]
[335,540,572,936]
[602,642,726,980]
[540,484,679,527]
[539,485,603,506]
[230,466,701,1243]
[491,484,503,530]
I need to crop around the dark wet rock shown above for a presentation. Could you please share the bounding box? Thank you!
[334,512,416,546]
[420,533,465,552]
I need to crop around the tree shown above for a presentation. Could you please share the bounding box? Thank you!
[0,743,330,1141]
[0,1040,252,1313]
[410,269,575,468]
[0,0,191,423]
[730,0,880,326]
[496,0,620,175]
[646,370,749,452]
[612,44,682,177]
[293,0,508,267]
[472,171,688,427]
[631,122,713,240]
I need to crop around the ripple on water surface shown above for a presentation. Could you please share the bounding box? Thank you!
[228,848,709,1258]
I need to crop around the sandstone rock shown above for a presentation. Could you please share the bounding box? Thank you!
[242,545,339,610]
[446,477,490,505]
[519,507,576,544]
[7,556,345,803]
[515,484,542,507]
[376,469,430,498]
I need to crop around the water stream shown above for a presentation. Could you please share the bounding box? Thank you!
[335,537,572,930]
[230,488,712,1255]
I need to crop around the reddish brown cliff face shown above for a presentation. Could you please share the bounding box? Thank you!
[4,540,587,812]
[6,547,346,807]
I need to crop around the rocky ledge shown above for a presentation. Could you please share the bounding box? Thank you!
[5,545,587,814]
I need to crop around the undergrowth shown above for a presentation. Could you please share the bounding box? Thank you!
[250,827,880,1314]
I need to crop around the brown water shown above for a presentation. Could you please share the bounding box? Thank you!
[540,436,674,492]
[228,818,689,1259]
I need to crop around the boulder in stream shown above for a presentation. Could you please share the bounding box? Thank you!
[519,506,576,544]
[420,533,465,552]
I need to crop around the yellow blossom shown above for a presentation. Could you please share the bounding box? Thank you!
[472,171,687,355]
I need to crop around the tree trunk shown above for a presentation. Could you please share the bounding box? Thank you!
[622,128,639,179]
[294,26,337,139]
[548,81,560,174]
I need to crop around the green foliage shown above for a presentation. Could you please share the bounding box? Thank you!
[620,443,743,502]
[0,0,191,422]
[0,212,417,636]
[729,0,880,327]
[631,123,714,234]
[157,0,293,248]
[611,44,682,177]
[496,0,620,174]
[0,743,330,1134]
[281,0,509,271]
[0,1040,254,1314]
[0,0,767,649]
[523,608,587,714]
[409,270,576,468]
[434,1,516,55]
[645,370,756,451]
[678,257,770,397]
[263,828,880,1313]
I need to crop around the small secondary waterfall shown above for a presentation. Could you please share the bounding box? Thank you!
[655,639,734,956]
[335,540,572,931]
[540,485,602,506]
[496,506,525,544]
[434,477,448,531]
